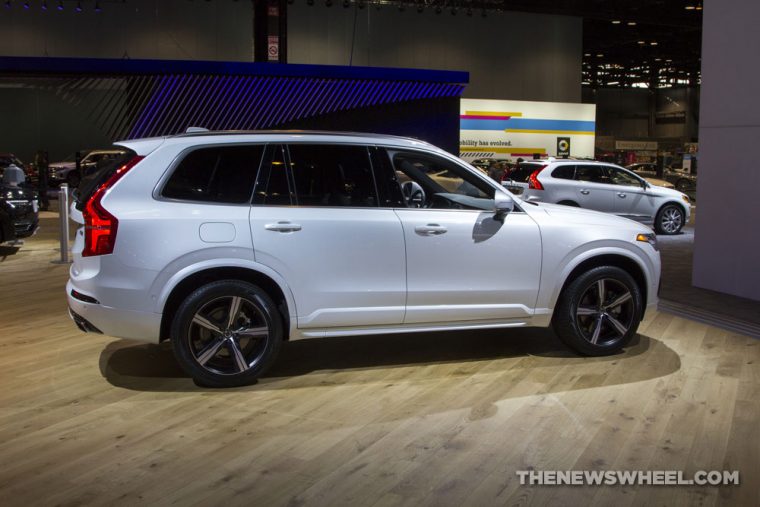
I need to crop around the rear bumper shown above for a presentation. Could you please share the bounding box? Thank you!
[66,280,162,342]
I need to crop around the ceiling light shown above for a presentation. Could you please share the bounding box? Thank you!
[596,53,604,58]
[611,20,621,24]
[638,40,645,45]
[627,21,637,26]
[685,5,696,10]
[650,41,658,46]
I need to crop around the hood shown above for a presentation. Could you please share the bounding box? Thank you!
[645,177,674,189]
[49,162,76,170]
[1,184,38,200]
[529,201,648,230]
[645,184,689,200]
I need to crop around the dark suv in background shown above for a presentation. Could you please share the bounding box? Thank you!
[0,165,39,245]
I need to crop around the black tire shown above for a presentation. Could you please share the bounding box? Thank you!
[654,203,685,235]
[170,280,283,387]
[66,172,81,189]
[557,200,580,207]
[552,266,643,356]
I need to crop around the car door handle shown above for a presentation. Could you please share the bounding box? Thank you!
[265,221,302,233]
[617,192,627,198]
[415,224,447,236]
[580,189,590,195]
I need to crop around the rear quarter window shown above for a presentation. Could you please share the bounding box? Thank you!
[162,145,264,204]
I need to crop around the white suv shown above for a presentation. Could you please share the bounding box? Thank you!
[514,159,691,235]
[67,132,661,387]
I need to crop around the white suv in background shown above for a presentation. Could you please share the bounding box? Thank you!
[517,159,691,234]
[67,131,660,387]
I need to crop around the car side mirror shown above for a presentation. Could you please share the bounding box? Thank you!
[494,192,514,217]
[641,180,649,190]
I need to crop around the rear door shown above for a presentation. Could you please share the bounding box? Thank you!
[573,164,616,212]
[248,144,406,329]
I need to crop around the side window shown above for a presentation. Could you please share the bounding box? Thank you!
[162,145,264,204]
[608,167,643,186]
[552,165,575,180]
[575,165,610,184]
[253,145,292,205]
[391,151,495,210]
[287,144,378,207]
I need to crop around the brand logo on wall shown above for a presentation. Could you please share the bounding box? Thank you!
[557,137,571,157]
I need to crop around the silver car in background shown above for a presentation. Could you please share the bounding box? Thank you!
[518,159,691,235]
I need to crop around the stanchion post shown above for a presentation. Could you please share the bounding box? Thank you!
[57,183,70,264]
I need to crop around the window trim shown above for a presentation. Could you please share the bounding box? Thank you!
[374,145,525,213]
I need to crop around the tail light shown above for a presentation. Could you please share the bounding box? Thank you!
[82,155,144,257]
[528,166,547,190]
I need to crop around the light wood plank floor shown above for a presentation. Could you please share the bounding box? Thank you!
[0,213,758,506]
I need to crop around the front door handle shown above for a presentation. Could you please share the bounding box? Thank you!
[580,189,590,195]
[415,224,447,236]
[265,221,302,233]
[617,192,627,198]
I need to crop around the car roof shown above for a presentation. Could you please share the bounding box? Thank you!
[118,130,443,156]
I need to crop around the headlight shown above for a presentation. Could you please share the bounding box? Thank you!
[681,195,690,204]
[636,232,658,251]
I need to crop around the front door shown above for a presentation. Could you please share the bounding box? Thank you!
[607,165,657,222]
[385,149,542,324]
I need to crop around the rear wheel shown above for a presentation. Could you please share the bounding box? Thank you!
[552,266,643,356]
[170,280,283,387]
[655,204,685,235]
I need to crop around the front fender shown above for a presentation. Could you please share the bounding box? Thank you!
[539,240,658,312]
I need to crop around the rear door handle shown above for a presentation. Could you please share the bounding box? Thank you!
[617,192,627,198]
[415,224,447,236]
[265,221,302,233]
[580,189,590,195]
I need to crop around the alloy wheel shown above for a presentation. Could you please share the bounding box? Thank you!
[575,278,635,345]
[660,207,683,234]
[187,295,270,375]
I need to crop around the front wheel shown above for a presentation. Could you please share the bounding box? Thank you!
[655,204,685,235]
[552,266,643,356]
[170,280,283,387]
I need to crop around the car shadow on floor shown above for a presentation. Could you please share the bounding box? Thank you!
[99,327,681,394]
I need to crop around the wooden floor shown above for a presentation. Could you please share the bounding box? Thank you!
[0,213,758,506]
